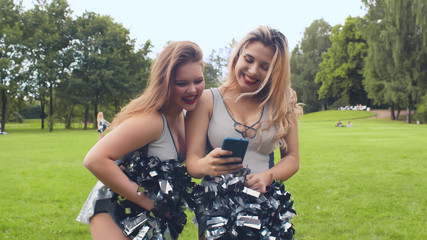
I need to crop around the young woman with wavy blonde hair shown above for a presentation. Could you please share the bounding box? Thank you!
[185,26,302,239]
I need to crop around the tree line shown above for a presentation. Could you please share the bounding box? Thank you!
[1,0,153,132]
[1,0,426,134]
[1,0,227,132]
[292,0,427,123]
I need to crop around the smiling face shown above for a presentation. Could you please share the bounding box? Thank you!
[171,61,205,111]
[234,41,274,93]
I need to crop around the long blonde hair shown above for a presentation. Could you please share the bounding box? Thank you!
[96,112,104,122]
[223,26,303,149]
[110,41,203,129]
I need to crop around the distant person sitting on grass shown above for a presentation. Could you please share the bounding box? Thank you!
[335,120,343,127]
[347,121,353,128]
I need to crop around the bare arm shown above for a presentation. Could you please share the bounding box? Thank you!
[185,90,242,178]
[246,113,300,193]
[271,113,300,181]
[84,112,163,210]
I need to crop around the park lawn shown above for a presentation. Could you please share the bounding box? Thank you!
[293,112,427,239]
[298,109,376,122]
[0,111,426,239]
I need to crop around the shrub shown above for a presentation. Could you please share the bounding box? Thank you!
[415,93,427,123]
[8,111,24,123]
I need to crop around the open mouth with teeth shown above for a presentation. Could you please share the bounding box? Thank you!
[242,73,259,85]
[182,95,198,104]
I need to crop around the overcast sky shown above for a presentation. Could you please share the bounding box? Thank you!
[21,0,367,58]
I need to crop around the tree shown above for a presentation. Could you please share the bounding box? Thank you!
[55,72,84,128]
[362,0,427,122]
[203,61,220,89]
[385,0,425,123]
[25,0,74,131]
[203,41,234,89]
[415,93,427,123]
[362,0,405,119]
[104,40,152,114]
[315,16,369,108]
[0,0,25,133]
[71,12,150,129]
[291,19,332,112]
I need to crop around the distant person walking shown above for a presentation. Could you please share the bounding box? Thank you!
[96,112,110,140]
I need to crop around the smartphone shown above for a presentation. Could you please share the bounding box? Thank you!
[221,137,249,164]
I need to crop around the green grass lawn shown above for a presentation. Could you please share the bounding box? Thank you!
[1,111,426,239]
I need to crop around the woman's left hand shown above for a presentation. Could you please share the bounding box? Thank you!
[245,171,274,194]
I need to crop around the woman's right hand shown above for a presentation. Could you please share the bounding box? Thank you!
[138,192,155,211]
[199,148,243,177]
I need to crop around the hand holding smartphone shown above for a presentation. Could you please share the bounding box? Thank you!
[221,137,249,165]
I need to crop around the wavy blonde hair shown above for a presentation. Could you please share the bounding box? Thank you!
[110,41,203,129]
[223,26,303,150]
[97,112,104,122]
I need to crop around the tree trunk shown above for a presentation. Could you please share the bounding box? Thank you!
[40,97,45,129]
[321,102,327,111]
[1,88,7,133]
[396,107,401,120]
[94,104,98,129]
[406,94,412,123]
[49,84,54,132]
[390,105,396,120]
[115,99,119,113]
[66,103,75,129]
[406,107,411,123]
[84,105,89,130]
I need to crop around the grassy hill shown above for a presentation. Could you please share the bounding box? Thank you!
[298,109,376,122]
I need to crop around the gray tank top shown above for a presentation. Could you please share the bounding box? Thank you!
[148,113,182,161]
[207,88,279,173]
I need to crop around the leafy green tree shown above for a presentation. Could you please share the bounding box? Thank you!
[203,61,220,89]
[315,16,368,108]
[203,41,234,89]
[56,73,84,128]
[362,0,427,122]
[0,0,25,133]
[362,1,405,119]
[24,0,74,131]
[72,12,150,129]
[415,93,427,123]
[291,19,332,112]
[385,0,426,123]
[109,40,152,113]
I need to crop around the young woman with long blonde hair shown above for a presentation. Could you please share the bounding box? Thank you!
[77,41,205,240]
[186,26,302,239]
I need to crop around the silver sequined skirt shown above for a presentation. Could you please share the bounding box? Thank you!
[76,180,114,224]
